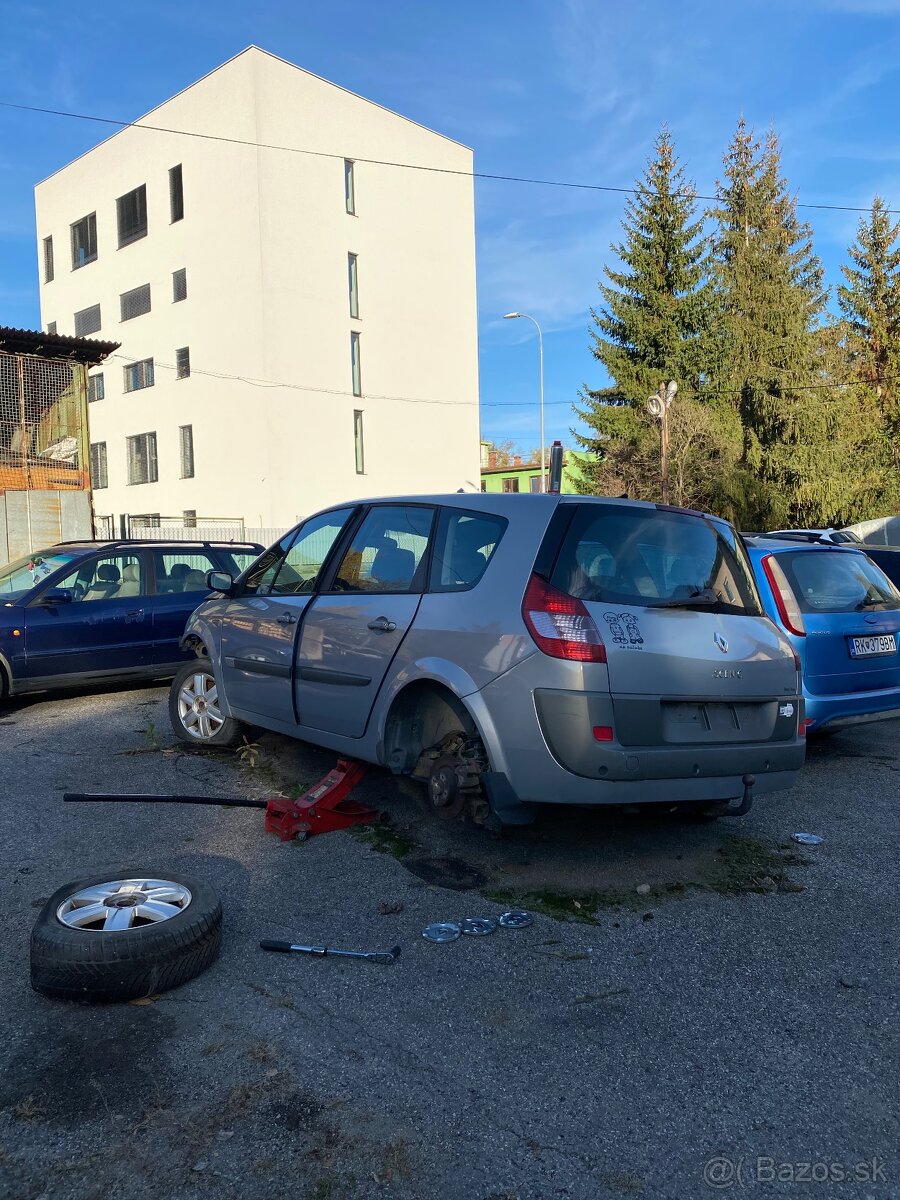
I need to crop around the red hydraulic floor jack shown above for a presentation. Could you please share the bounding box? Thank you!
[64,758,378,841]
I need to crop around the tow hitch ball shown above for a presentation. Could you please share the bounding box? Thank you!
[726,773,755,817]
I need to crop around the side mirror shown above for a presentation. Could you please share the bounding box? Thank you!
[206,571,235,596]
[37,588,73,606]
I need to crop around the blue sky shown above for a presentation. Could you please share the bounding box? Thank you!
[3,0,900,456]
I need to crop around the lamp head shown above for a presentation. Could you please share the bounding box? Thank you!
[503,312,521,319]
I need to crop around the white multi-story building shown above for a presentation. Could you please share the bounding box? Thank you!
[34,47,480,532]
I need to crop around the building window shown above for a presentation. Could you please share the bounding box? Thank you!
[74,304,102,337]
[183,509,197,528]
[123,358,154,392]
[175,347,191,379]
[90,442,108,490]
[348,253,359,318]
[70,213,97,269]
[169,164,184,222]
[480,480,487,492]
[529,475,549,494]
[351,331,362,397]
[116,184,147,247]
[179,425,195,478]
[172,268,187,302]
[353,409,365,474]
[127,432,158,485]
[43,236,54,283]
[120,283,151,322]
[47,321,57,335]
[344,159,355,215]
[88,373,105,403]
[502,478,519,493]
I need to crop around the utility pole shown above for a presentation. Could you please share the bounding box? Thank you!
[647,380,677,504]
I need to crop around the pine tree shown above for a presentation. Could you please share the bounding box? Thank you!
[838,197,900,478]
[575,127,716,502]
[705,122,877,527]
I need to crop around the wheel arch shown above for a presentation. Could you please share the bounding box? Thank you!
[380,677,486,775]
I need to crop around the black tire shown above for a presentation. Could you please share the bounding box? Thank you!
[31,871,222,1003]
[169,658,245,748]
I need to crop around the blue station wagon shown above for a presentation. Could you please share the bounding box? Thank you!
[0,539,262,698]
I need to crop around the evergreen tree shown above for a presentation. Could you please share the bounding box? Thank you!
[706,122,878,527]
[575,127,716,502]
[838,197,900,477]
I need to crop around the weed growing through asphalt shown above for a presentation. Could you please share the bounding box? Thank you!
[485,834,807,921]
[349,823,415,859]
[235,738,261,769]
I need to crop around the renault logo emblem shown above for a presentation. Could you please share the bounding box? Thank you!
[714,632,729,654]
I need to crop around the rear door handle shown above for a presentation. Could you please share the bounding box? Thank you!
[277,612,298,626]
[367,616,397,633]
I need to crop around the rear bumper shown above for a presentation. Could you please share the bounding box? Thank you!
[469,657,805,807]
[805,686,900,731]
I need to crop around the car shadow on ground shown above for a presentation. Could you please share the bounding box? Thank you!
[253,730,820,915]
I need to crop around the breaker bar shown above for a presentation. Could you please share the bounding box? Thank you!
[63,758,377,840]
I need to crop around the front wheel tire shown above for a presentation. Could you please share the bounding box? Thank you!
[169,659,245,747]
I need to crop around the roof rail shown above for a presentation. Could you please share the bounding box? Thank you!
[52,537,261,549]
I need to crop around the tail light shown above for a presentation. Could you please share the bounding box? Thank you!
[799,719,813,736]
[761,554,806,636]
[522,573,607,663]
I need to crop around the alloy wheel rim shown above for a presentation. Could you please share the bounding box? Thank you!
[178,671,225,740]
[57,878,192,931]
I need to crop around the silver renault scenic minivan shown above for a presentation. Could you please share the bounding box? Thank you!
[170,495,805,824]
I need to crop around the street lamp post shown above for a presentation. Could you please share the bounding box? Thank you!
[503,312,545,493]
[647,380,677,504]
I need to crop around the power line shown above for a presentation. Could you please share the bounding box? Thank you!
[111,350,887,410]
[2,99,895,217]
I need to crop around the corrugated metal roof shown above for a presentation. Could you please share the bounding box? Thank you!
[0,326,120,365]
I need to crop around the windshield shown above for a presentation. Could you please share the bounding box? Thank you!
[0,550,80,603]
[551,505,762,614]
[778,551,900,613]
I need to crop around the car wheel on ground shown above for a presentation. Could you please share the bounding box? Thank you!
[169,658,246,747]
[30,871,222,1002]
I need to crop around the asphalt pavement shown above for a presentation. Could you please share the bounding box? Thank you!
[0,683,897,1200]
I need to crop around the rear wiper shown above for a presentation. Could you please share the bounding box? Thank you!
[855,597,888,610]
[650,588,720,609]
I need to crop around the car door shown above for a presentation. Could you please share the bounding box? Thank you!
[148,548,222,668]
[218,508,356,721]
[295,504,435,738]
[23,551,153,681]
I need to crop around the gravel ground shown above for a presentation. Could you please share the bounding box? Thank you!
[0,683,897,1200]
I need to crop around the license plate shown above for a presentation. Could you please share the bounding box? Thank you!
[848,633,897,658]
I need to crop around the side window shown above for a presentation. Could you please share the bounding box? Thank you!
[332,506,434,594]
[54,554,145,603]
[153,551,218,594]
[269,508,355,595]
[429,509,508,592]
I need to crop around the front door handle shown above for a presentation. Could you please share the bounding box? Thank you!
[277,612,298,626]
[367,616,397,633]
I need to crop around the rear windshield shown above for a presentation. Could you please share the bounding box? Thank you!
[551,505,762,614]
[778,550,900,613]
[0,550,79,603]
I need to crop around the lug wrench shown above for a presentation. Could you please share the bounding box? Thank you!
[260,940,400,965]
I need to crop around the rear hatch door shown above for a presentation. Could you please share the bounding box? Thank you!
[774,549,900,695]
[551,504,798,745]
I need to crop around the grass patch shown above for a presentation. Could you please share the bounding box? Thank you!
[349,823,414,860]
[485,835,806,921]
[701,834,806,894]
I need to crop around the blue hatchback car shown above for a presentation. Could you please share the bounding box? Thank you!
[744,537,900,731]
[0,539,262,699]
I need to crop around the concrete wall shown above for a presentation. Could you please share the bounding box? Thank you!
[34,47,481,528]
